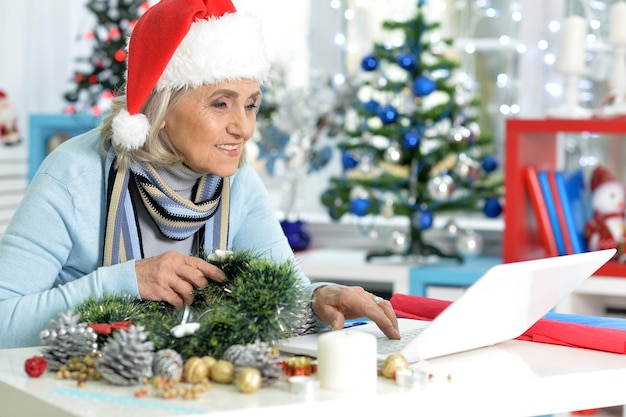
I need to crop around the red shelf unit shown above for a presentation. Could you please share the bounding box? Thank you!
[504,117,626,278]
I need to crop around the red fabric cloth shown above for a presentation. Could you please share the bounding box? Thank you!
[390,293,626,354]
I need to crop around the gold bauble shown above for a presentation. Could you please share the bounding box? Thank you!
[209,360,235,384]
[235,367,262,393]
[183,356,209,384]
[202,356,217,371]
[382,353,409,379]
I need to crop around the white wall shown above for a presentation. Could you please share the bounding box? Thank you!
[0,0,89,138]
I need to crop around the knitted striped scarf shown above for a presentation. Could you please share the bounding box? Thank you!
[103,154,230,266]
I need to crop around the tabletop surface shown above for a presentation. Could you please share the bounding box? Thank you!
[3,338,626,417]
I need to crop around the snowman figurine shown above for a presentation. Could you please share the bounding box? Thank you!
[584,165,626,261]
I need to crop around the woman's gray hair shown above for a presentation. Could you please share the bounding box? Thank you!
[100,87,186,171]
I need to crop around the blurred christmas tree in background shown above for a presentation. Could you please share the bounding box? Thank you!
[63,0,149,116]
[320,1,503,262]
[254,66,353,251]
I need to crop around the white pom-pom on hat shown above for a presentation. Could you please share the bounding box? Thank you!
[112,110,150,151]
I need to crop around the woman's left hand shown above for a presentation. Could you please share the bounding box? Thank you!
[311,284,400,339]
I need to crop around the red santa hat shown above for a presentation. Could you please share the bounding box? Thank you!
[590,165,619,192]
[112,0,270,150]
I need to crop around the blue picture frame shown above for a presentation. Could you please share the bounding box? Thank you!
[28,113,100,181]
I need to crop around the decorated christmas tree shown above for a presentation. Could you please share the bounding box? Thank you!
[63,0,149,116]
[320,1,503,262]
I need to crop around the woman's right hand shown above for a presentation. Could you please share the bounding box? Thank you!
[134,251,226,308]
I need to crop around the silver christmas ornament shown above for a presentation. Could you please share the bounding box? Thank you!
[448,125,472,143]
[466,121,481,140]
[384,145,402,163]
[455,230,484,258]
[455,153,480,181]
[388,230,410,253]
[443,219,460,241]
[427,174,455,201]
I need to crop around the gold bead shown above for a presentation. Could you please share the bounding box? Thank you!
[183,356,209,384]
[382,353,409,379]
[202,356,217,371]
[236,367,262,393]
[209,360,235,384]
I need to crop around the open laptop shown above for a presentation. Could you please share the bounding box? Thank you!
[278,248,616,364]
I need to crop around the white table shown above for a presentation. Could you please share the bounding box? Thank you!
[3,340,626,417]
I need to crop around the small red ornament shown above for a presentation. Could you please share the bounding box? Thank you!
[114,50,127,63]
[101,90,115,100]
[89,323,112,336]
[111,321,135,331]
[89,321,135,336]
[24,356,47,377]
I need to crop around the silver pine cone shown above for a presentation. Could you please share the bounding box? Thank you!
[96,324,155,386]
[39,310,98,371]
[223,339,280,386]
[152,349,184,381]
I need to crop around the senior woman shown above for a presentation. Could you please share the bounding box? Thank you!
[0,0,399,348]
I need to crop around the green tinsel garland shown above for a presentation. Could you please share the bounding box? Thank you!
[73,250,311,359]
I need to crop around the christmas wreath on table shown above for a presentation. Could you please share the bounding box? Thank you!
[40,250,314,367]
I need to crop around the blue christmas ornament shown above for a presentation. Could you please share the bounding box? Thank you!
[482,197,503,218]
[350,197,372,217]
[482,155,498,173]
[378,104,399,125]
[341,150,358,170]
[413,75,436,97]
[402,130,421,150]
[363,99,380,114]
[397,53,416,70]
[361,54,379,72]
[412,207,434,230]
[280,220,311,251]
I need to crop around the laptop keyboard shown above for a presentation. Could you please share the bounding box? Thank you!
[377,327,425,356]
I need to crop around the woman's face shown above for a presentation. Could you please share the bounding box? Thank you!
[163,79,261,176]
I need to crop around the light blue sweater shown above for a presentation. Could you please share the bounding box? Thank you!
[0,129,313,348]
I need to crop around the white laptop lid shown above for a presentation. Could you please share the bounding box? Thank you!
[402,248,616,362]
[278,249,615,363]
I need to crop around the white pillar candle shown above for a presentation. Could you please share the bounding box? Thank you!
[611,2,626,43]
[316,330,377,393]
[560,15,588,73]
